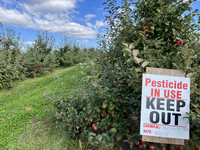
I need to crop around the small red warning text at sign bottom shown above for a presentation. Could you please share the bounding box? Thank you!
[143,123,160,129]
[143,129,152,133]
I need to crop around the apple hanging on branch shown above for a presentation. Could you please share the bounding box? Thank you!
[92,122,99,131]
[100,113,106,118]
[142,25,152,34]
[175,40,181,45]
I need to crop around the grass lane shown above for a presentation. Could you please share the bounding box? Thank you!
[0,65,81,149]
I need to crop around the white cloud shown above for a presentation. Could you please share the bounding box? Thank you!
[0,0,103,40]
[77,39,90,43]
[23,41,36,45]
[0,6,32,26]
[22,0,76,16]
[86,22,94,28]
[21,0,49,5]
[95,20,105,29]
[84,14,96,21]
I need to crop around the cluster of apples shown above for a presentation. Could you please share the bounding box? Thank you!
[100,98,131,120]
[175,40,187,45]
[100,100,116,118]
[100,103,107,118]
[92,122,99,131]
[127,140,155,149]
[143,24,188,46]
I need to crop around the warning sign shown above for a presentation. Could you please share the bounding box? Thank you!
[140,74,190,139]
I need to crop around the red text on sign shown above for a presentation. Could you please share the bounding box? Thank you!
[145,78,188,90]
[143,129,152,133]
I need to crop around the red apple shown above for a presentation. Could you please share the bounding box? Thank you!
[178,146,183,150]
[139,144,143,149]
[101,106,106,110]
[147,31,152,34]
[112,114,114,118]
[135,141,140,145]
[101,114,106,117]
[93,126,98,131]
[144,25,150,30]
[127,141,130,145]
[140,140,144,144]
[127,117,130,120]
[109,112,112,115]
[196,144,200,149]
[150,145,155,150]
[175,40,181,45]
[107,123,110,127]
[184,139,188,142]
[120,97,123,100]
[142,25,150,31]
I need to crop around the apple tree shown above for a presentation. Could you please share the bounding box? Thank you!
[101,0,200,146]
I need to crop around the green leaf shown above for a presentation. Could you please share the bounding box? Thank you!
[142,61,149,68]
[129,43,135,49]
[123,47,131,53]
[102,2,107,5]
[127,58,134,63]
[92,82,97,87]
[90,60,95,66]
[132,49,139,57]
[171,5,176,12]
[102,133,107,137]
[123,43,128,47]
[134,57,143,64]
[96,135,103,141]
[95,107,100,113]
[187,73,194,78]
[89,132,96,136]
[110,128,117,133]
[156,8,160,12]
[165,22,169,25]
[134,40,140,47]
[88,136,93,141]
[186,59,193,66]
[135,68,142,72]
[190,77,195,84]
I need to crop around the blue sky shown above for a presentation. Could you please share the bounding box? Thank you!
[0,0,199,49]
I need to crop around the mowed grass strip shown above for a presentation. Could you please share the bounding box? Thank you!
[0,65,81,149]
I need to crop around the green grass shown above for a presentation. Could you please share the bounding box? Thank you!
[0,65,82,150]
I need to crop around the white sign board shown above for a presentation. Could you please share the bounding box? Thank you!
[140,74,190,139]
